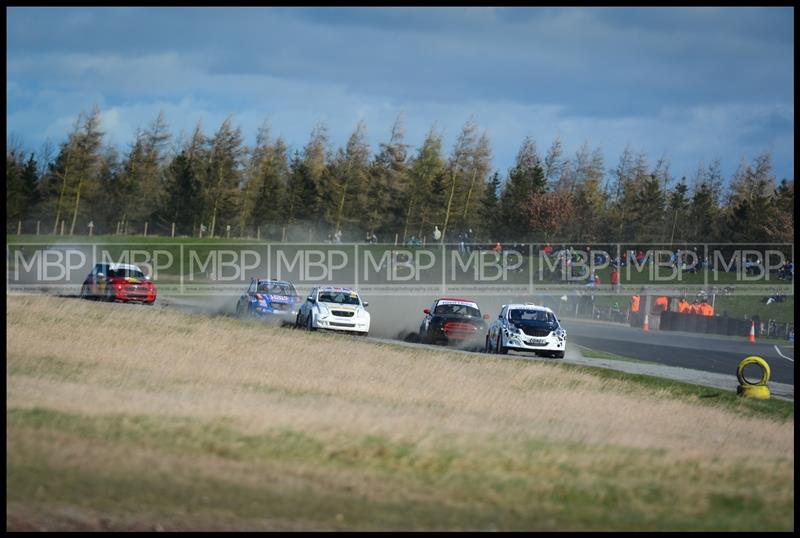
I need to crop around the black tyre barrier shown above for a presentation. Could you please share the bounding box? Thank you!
[658,312,763,339]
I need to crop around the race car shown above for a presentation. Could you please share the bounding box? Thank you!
[485,303,566,358]
[80,262,157,304]
[418,297,489,346]
[295,286,370,335]
[235,278,301,324]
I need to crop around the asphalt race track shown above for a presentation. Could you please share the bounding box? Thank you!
[561,318,795,385]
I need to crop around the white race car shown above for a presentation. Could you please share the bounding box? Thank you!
[295,286,370,336]
[485,303,566,358]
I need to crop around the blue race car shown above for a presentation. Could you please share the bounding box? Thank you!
[235,278,301,325]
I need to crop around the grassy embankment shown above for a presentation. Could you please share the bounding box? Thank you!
[6,294,793,531]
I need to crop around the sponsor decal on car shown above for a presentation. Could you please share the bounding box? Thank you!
[436,299,479,309]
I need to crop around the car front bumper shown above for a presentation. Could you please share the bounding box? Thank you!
[112,287,156,303]
[252,305,298,319]
[504,333,565,352]
[314,317,370,333]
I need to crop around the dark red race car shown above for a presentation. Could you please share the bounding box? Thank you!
[418,297,490,347]
[80,263,157,304]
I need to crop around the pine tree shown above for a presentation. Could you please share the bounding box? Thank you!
[242,122,289,235]
[300,123,330,226]
[723,152,778,244]
[688,181,717,243]
[499,136,546,240]
[544,137,564,189]
[631,173,664,243]
[21,153,41,218]
[366,114,410,236]
[441,118,482,243]
[666,178,690,244]
[573,175,607,242]
[404,127,444,241]
[206,117,245,238]
[163,151,201,236]
[6,150,24,224]
[479,171,501,241]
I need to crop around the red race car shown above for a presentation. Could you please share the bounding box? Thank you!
[80,262,157,304]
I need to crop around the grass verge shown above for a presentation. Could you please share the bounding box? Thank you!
[7,294,794,531]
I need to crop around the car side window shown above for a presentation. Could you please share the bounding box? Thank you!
[499,306,506,320]
[248,280,256,294]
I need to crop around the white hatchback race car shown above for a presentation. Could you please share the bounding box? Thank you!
[295,286,370,336]
[485,303,566,358]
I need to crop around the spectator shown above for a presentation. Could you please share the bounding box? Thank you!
[655,295,669,312]
[778,261,793,280]
[677,297,690,313]
[334,229,343,243]
[543,242,553,256]
[630,293,640,313]
[493,241,503,254]
[611,301,623,322]
[697,301,713,316]
[432,225,442,242]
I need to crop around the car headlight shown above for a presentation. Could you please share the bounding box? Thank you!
[555,328,566,338]
[317,304,330,319]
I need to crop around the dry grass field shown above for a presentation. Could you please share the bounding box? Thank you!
[6,294,794,531]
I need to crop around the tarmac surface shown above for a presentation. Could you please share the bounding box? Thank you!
[560,317,794,386]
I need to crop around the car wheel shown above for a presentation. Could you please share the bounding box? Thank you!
[294,312,302,329]
[496,334,507,355]
[105,286,115,302]
[80,285,89,300]
[306,313,316,332]
[553,350,565,359]
[485,335,492,353]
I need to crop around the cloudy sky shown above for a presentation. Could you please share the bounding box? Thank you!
[6,6,794,185]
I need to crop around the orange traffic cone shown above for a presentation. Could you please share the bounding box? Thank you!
[642,313,650,332]
[748,321,756,343]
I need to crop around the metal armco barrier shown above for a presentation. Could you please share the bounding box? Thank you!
[736,356,771,399]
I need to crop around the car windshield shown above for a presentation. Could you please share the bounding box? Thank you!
[108,267,145,279]
[509,309,555,323]
[434,304,481,317]
[257,281,295,296]
[318,291,360,305]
